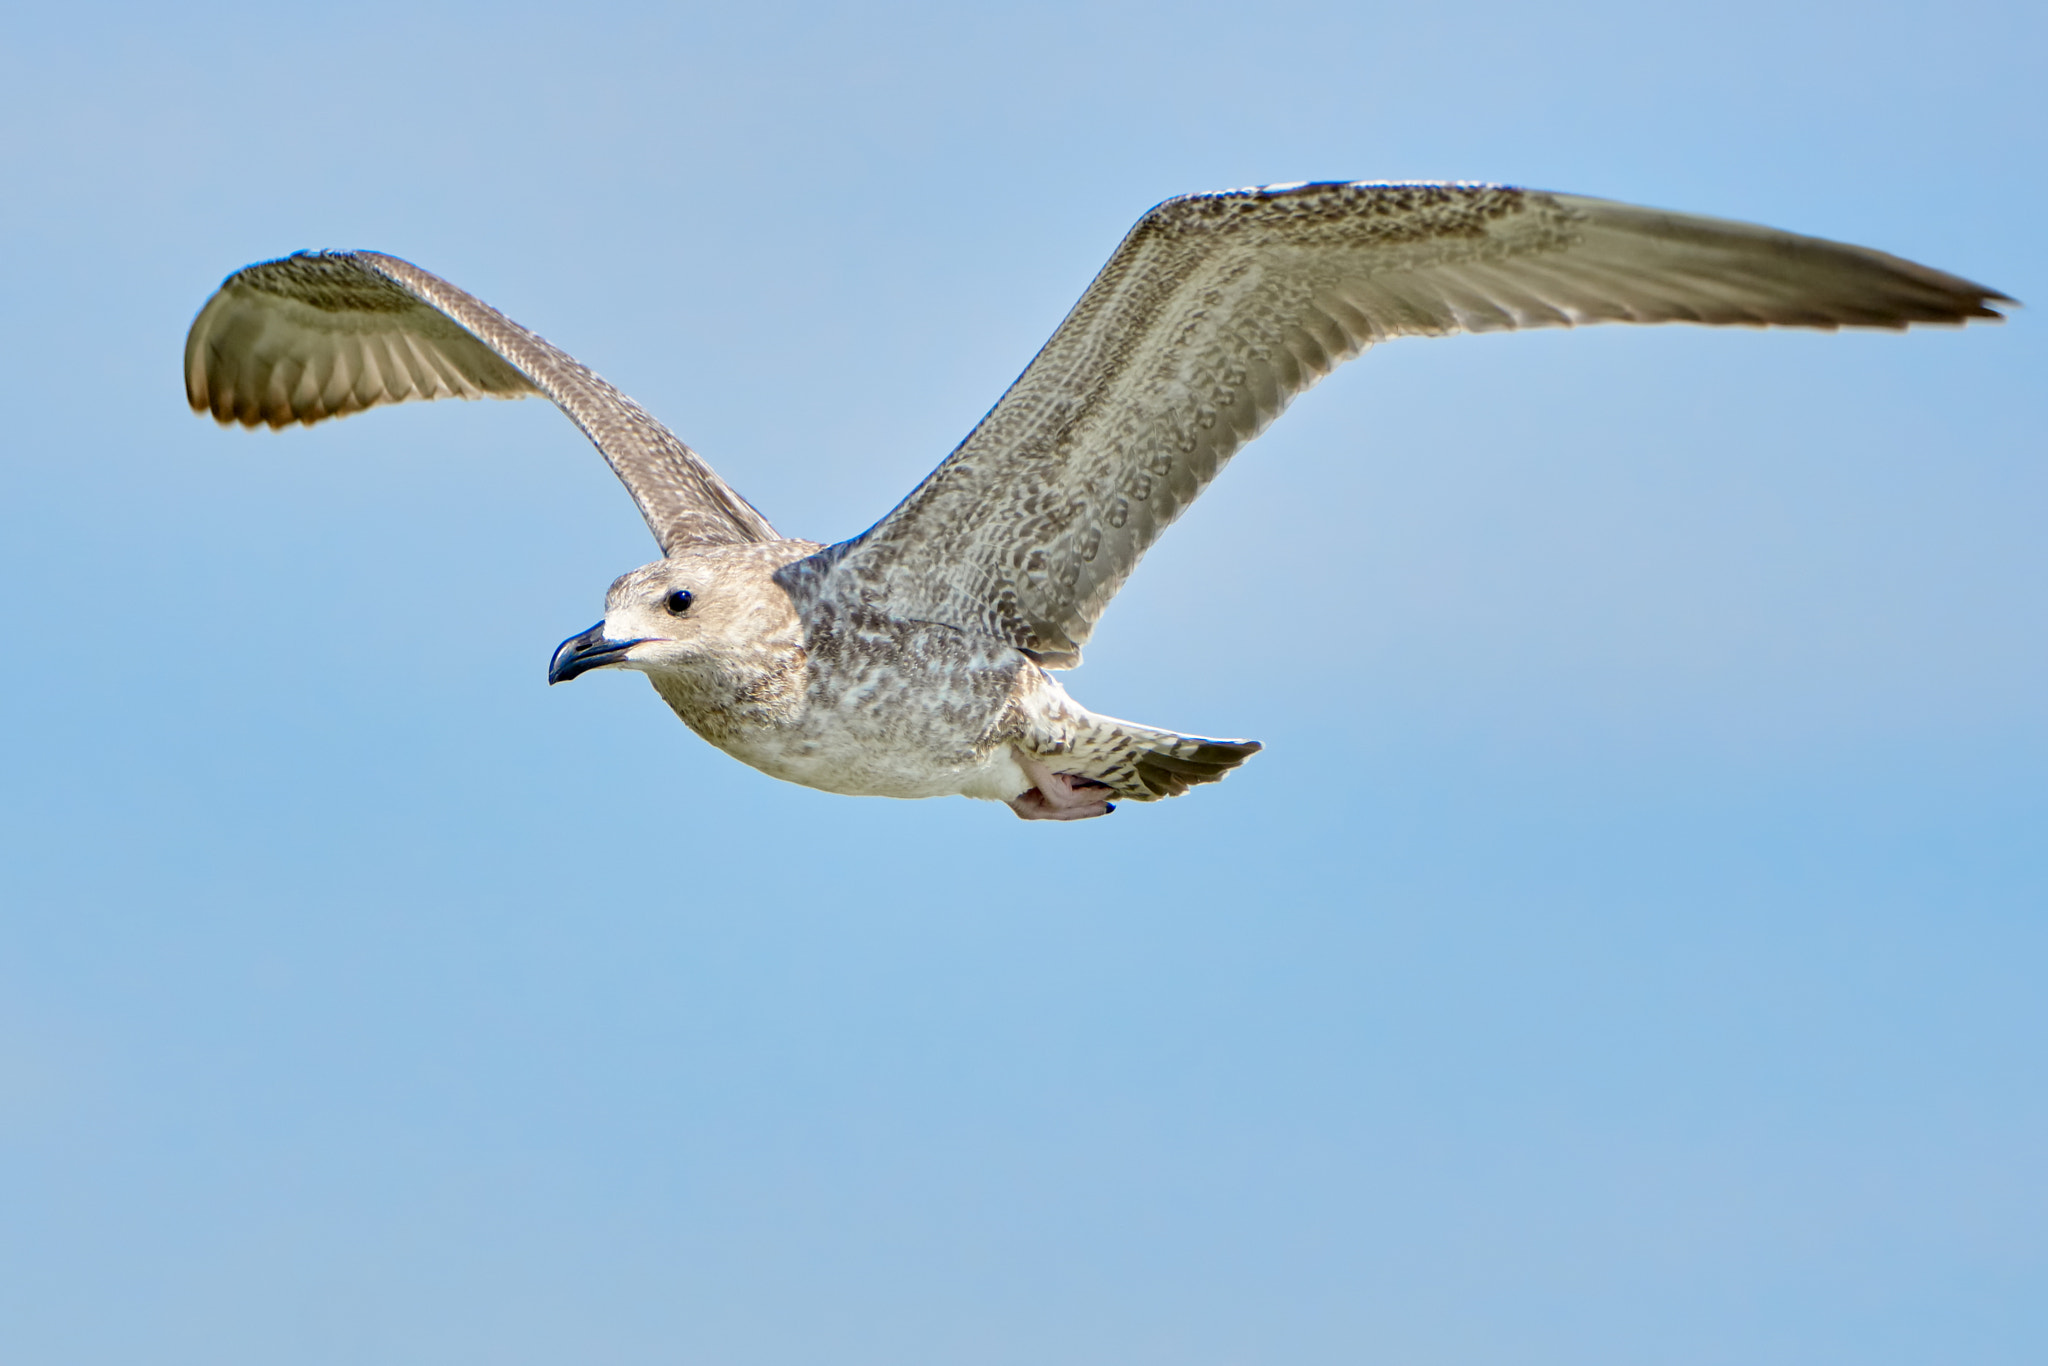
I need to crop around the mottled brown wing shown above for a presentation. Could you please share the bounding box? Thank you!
[185,251,778,552]
[821,182,2009,666]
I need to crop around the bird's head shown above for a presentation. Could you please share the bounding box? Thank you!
[546,549,798,686]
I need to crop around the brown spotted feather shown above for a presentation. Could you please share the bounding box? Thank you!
[819,182,2007,667]
[185,251,778,552]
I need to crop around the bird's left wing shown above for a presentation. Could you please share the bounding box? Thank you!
[816,182,2008,666]
[185,251,778,551]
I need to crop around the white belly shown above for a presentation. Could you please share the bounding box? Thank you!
[648,614,1046,804]
[716,727,1030,801]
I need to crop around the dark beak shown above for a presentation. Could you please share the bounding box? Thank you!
[548,623,648,685]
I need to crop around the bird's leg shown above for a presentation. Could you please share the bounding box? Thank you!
[1007,748,1116,821]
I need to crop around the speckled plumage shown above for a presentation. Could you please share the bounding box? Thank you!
[184,181,2009,819]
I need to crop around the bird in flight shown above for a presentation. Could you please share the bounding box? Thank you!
[186,181,2007,820]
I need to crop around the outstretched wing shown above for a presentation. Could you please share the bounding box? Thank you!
[820,182,2009,666]
[185,251,778,552]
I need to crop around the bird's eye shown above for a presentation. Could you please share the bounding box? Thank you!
[665,589,694,615]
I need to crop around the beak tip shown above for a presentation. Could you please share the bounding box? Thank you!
[548,622,648,687]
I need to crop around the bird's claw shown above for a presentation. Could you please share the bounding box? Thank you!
[1008,750,1116,821]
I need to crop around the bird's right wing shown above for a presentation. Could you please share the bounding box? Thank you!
[185,251,779,552]
[817,182,2009,666]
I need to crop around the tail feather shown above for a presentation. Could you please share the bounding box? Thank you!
[1037,715,1262,801]
[1131,737,1263,797]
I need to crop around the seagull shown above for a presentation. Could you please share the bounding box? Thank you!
[185,181,2008,820]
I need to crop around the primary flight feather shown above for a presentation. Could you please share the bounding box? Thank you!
[186,181,2009,820]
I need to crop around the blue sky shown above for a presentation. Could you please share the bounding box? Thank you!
[1,2,2042,1363]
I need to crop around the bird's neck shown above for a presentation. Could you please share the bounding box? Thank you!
[647,641,810,745]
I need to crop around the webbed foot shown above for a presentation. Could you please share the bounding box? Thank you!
[1007,749,1116,821]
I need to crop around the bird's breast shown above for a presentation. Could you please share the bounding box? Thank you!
[662,617,1035,800]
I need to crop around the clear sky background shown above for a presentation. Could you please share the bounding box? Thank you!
[1,3,2041,1363]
